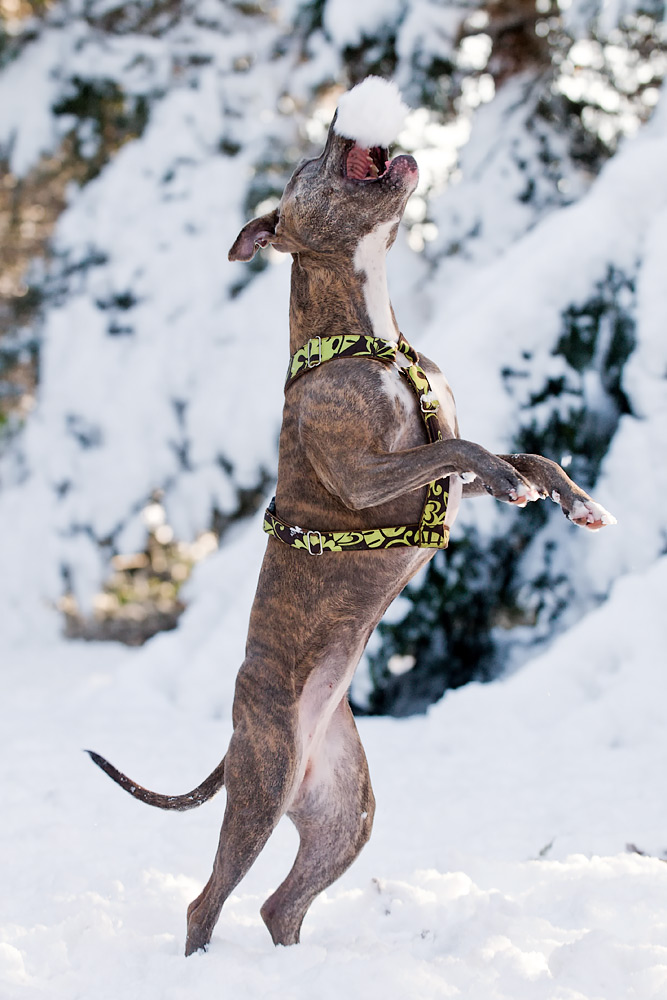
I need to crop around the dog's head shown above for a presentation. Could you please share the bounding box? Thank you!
[229,78,418,264]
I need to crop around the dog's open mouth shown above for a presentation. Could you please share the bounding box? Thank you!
[345,144,389,181]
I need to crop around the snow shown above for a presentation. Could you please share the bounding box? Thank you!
[2,518,667,999]
[0,30,65,174]
[2,1,667,996]
[324,0,405,49]
[334,77,410,147]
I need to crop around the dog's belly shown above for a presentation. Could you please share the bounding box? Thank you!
[246,539,431,814]
[281,545,434,811]
[445,473,463,529]
[287,649,359,810]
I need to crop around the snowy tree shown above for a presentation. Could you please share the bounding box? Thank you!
[4,6,667,991]
[357,0,667,713]
[0,0,666,717]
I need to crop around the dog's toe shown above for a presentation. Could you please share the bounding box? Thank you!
[566,497,617,529]
[509,483,540,506]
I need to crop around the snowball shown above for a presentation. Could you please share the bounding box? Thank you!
[334,76,409,148]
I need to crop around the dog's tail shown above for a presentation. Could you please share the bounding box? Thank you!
[86,750,226,811]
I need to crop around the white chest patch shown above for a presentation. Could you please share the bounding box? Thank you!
[353,219,399,342]
[425,369,458,437]
[379,365,418,432]
[380,359,464,531]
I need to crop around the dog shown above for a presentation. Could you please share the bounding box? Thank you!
[89,78,615,955]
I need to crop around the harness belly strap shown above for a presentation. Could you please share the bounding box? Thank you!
[263,334,449,554]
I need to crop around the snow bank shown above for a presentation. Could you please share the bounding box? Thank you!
[2,543,666,999]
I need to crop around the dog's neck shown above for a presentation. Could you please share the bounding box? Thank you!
[288,221,399,354]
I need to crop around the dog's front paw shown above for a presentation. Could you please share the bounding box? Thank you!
[508,482,542,507]
[552,491,617,530]
[482,462,540,507]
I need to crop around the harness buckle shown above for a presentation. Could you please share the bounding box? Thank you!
[307,337,322,368]
[420,393,439,414]
[306,530,324,555]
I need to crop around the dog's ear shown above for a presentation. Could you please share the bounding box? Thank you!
[228,209,280,262]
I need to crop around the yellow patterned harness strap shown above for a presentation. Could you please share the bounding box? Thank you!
[263,333,449,555]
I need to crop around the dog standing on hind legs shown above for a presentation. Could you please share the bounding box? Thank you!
[89,77,616,955]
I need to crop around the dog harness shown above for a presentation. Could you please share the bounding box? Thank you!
[263,334,450,554]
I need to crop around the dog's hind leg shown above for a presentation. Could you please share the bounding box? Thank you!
[185,663,301,956]
[260,698,375,946]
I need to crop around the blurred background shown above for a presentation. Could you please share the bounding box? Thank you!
[1,0,665,715]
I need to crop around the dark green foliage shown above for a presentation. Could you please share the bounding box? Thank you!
[365,267,636,716]
[53,77,150,182]
[547,10,667,164]
[82,0,186,37]
[409,56,457,112]
[293,0,326,35]
[0,328,40,440]
[343,30,400,85]
[342,16,459,116]
[0,24,8,69]
[365,524,527,716]
[519,266,635,488]
[8,283,43,322]
[558,269,634,389]
[96,291,138,311]
[550,93,614,174]
[43,247,109,309]
[219,138,242,157]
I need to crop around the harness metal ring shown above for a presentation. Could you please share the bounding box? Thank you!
[307,337,322,368]
[306,530,324,555]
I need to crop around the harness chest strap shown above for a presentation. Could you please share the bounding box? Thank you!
[263,334,450,554]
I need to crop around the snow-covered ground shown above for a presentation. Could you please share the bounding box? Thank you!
[2,509,667,1000]
[2,2,667,996]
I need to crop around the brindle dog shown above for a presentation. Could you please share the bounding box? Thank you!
[89,100,614,956]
